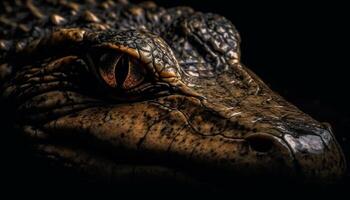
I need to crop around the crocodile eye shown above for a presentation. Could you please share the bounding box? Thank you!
[87,50,146,90]
[117,56,146,90]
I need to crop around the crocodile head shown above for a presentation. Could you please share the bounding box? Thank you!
[0,0,346,186]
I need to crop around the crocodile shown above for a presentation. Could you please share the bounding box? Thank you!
[0,0,346,186]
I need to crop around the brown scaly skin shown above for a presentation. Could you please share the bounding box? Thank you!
[0,0,346,185]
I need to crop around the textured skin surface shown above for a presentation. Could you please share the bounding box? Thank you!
[0,0,346,185]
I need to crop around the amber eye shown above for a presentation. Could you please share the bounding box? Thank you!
[90,51,146,90]
[116,56,146,90]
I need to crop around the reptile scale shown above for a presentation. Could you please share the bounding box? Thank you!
[0,0,346,185]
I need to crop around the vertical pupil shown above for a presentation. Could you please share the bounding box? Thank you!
[116,55,130,86]
[96,51,145,90]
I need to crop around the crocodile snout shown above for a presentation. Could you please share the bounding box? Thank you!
[243,124,346,182]
[283,126,346,181]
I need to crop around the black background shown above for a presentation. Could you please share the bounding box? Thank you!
[2,0,349,196]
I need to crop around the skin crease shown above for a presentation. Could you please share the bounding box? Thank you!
[0,0,346,186]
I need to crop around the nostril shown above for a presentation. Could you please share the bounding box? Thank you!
[246,135,274,153]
